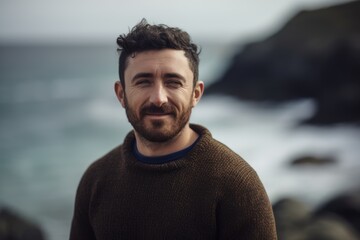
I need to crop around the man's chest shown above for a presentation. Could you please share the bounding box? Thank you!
[88,173,218,239]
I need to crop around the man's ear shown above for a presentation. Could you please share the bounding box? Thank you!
[192,81,204,107]
[114,81,126,108]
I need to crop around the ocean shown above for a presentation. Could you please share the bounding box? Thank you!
[1,43,359,240]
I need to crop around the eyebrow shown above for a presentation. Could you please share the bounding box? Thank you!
[163,73,186,81]
[131,72,186,82]
[132,72,154,82]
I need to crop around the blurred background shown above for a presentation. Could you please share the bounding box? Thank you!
[1,0,359,239]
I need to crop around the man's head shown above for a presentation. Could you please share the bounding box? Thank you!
[116,19,200,87]
[114,20,204,144]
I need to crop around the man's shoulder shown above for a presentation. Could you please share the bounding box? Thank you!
[206,138,253,174]
[194,128,246,166]
[81,144,124,182]
[193,135,263,197]
[191,126,255,179]
[207,137,243,160]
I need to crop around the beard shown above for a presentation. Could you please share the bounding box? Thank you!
[124,95,192,143]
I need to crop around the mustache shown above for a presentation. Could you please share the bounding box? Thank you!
[140,103,176,117]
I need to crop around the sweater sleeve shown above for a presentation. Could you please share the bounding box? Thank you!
[69,170,97,240]
[216,167,277,239]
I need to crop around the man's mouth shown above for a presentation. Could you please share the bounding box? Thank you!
[141,104,175,118]
[146,113,169,115]
[144,112,173,119]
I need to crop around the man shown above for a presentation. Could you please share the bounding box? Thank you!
[70,19,277,239]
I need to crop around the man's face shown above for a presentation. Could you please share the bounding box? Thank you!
[117,49,201,142]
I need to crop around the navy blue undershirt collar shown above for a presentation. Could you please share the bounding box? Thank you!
[132,136,201,164]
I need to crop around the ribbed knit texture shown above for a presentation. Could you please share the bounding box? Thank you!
[70,124,277,239]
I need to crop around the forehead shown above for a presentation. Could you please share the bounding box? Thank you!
[124,49,193,79]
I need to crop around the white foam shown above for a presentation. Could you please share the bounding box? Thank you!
[192,96,360,205]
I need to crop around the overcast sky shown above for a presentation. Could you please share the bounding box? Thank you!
[0,0,353,44]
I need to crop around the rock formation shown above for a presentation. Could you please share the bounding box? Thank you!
[0,207,45,240]
[206,1,360,125]
[273,192,360,240]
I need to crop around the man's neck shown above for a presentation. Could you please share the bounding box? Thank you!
[134,125,198,157]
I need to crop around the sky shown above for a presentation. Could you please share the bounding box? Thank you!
[0,0,354,44]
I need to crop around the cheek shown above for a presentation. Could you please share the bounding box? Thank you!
[126,93,147,112]
[173,94,193,110]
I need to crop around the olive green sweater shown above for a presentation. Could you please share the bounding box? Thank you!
[70,124,277,239]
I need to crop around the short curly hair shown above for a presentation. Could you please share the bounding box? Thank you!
[116,19,200,87]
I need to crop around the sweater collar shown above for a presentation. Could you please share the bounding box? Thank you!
[121,124,212,171]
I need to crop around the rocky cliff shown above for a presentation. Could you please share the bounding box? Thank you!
[206,1,360,125]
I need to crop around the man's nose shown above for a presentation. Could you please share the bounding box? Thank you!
[149,83,168,107]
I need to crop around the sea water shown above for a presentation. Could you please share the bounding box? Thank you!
[0,44,359,240]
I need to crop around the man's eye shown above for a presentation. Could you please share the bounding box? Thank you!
[135,80,151,86]
[166,80,182,88]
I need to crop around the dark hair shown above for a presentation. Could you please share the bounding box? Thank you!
[116,19,200,87]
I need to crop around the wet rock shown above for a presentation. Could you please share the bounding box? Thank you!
[273,198,311,240]
[0,207,45,240]
[273,198,311,227]
[290,155,336,166]
[303,214,359,240]
[273,197,360,240]
[315,190,360,235]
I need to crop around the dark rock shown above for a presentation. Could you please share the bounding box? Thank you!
[303,214,359,240]
[315,190,360,235]
[0,207,45,240]
[273,198,311,226]
[206,1,360,125]
[273,197,360,240]
[290,155,336,166]
[273,198,312,239]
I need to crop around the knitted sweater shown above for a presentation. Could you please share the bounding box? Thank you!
[70,124,277,239]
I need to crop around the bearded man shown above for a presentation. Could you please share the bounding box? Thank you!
[70,19,277,240]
